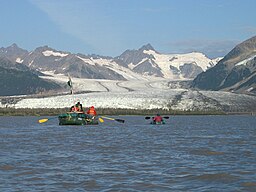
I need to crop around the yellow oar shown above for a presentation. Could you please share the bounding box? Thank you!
[98,117,104,123]
[39,116,104,124]
[101,116,125,123]
[38,118,49,123]
[38,116,58,123]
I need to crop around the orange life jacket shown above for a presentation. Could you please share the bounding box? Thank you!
[87,107,97,116]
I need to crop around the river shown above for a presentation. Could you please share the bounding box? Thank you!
[0,115,255,191]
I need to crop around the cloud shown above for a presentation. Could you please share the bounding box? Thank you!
[165,39,239,58]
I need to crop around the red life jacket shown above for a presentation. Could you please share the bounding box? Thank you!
[153,116,163,122]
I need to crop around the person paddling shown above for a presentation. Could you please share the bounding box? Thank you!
[153,114,163,124]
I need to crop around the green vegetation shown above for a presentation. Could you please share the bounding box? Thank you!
[0,108,67,116]
[0,107,226,116]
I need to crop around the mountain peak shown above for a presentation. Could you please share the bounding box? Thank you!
[0,43,28,62]
[139,43,155,51]
[34,45,53,52]
[10,43,18,48]
[5,43,23,51]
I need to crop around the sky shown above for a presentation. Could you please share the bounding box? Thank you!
[1,0,256,58]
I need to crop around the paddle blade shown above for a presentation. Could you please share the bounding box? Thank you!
[145,117,151,119]
[163,116,169,119]
[101,116,124,123]
[98,117,104,123]
[38,119,49,123]
[101,116,114,121]
[115,119,125,123]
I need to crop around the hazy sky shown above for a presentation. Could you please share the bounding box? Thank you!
[1,0,256,58]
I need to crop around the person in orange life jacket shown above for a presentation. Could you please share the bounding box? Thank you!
[153,114,163,123]
[87,106,97,116]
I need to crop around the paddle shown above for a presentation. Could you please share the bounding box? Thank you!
[39,115,104,124]
[145,116,169,119]
[98,117,104,123]
[101,116,125,123]
[38,116,58,123]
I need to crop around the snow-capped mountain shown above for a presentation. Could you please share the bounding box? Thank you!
[0,43,220,81]
[192,36,256,95]
[20,46,125,80]
[114,43,221,79]
[1,39,255,111]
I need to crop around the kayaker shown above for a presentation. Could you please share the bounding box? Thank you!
[153,114,163,123]
[87,106,97,116]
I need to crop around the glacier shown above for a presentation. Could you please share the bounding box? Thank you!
[3,72,256,112]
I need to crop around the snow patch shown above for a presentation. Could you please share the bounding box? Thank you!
[76,56,95,65]
[16,58,23,63]
[42,50,68,57]
[247,87,254,92]
[29,60,34,66]
[235,55,256,66]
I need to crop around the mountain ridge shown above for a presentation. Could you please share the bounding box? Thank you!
[192,36,256,95]
[2,37,255,96]
[0,43,220,81]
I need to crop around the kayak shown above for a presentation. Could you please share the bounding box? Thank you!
[58,112,98,125]
[150,120,166,125]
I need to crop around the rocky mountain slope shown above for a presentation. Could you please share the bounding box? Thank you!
[0,57,61,96]
[192,36,256,95]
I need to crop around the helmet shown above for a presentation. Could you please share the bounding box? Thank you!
[91,106,94,108]
[157,114,160,116]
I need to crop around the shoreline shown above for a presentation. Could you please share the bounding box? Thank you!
[1,107,254,116]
